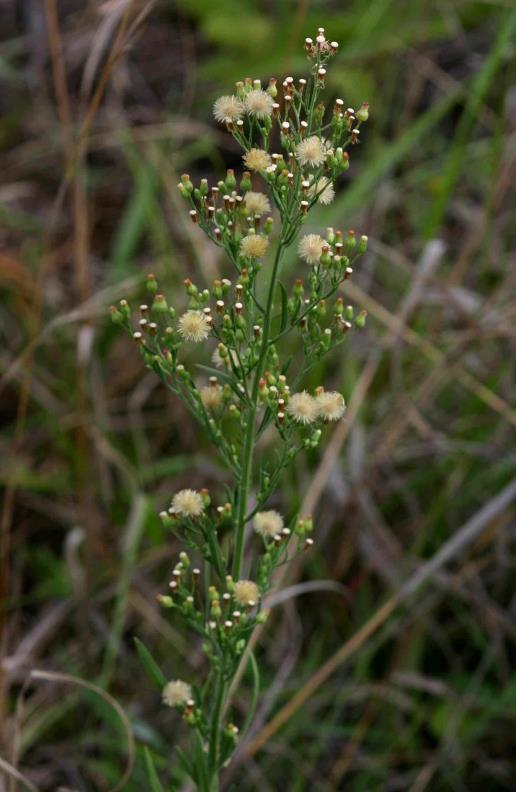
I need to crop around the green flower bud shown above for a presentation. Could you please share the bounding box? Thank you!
[180,173,194,193]
[146,274,158,294]
[119,299,131,319]
[356,102,369,122]
[110,305,123,324]
[152,294,168,314]
[240,171,252,193]
[355,310,367,328]
[225,169,236,190]
[157,594,174,608]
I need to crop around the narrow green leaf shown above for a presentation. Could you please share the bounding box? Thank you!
[134,637,166,690]
[143,747,165,792]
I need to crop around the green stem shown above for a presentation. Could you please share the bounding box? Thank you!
[232,239,286,580]
[208,668,227,787]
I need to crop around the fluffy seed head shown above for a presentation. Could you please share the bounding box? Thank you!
[287,391,318,425]
[234,580,260,606]
[244,191,271,216]
[171,489,205,518]
[178,310,211,342]
[213,95,244,124]
[244,89,274,119]
[309,177,335,205]
[253,510,284,538]
[200,385,223,410]
[298,234,327,265]
[296,135,327,167]
[316,390,346,421]
[240,234,269,258]
[244,148,272,172]
[162,679,192,707]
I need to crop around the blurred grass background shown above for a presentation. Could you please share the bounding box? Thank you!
[1,0,515,789]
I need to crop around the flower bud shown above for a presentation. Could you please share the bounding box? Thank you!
[356,102,369,122]
[152,294,168,314]
[355,310,367,328]
[358,234,368,253]
[147,272,158,294]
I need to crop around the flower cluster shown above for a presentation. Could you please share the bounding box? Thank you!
[113,25,370,791]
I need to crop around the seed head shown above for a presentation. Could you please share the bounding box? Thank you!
[298,234,327,265]
[213,95,245,124]
[254,510,284,538]
[171,489,205,518]
[178,310,211,342]
[240,234,269,258]
[200,385,223,410]
[162,679,192,707]
[243,148,272,172]
[316,390,346,421]
[309,177,335,205]
[287,391,318,425]
[234,580,260,607]
[244,191,271,216]
[244,89,274,119]
[296,136,327,167]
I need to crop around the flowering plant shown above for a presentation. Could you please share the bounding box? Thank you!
[112,26,369,791]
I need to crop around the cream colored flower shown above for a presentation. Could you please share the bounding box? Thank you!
[298,234,327,265]
[240,234,269,258]
[244,191,271,216]
[162,679,192,707]
[213,95,244,124]
[287,391,318,425]
[296,136,327,167]
[309,177,335,205]
[171,489,205,518]
[200,385,223,410]
[178,310,211,342]
[253,510,284,538]
[316,390,346,421]
[234,580,260,606]
[244,148,272,172]
[244,89,274,119]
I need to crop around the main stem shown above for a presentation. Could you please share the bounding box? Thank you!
[232,239,286,580]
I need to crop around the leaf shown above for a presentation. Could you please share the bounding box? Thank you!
[143,747,165,792]
[176,747,194,782]
[278,280,289,333]
[134,638,166,690]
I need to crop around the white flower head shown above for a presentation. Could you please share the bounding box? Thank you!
[244,191,271,216]
[234,580,260,607]
[213,95,244,124]
[244,148,272,172]
[244,89,274,119]
[287,391,318,425]
[253,510,284,538]
[316,390,346,421]
[296,136,328,167]
[171,489,205,518]
[178,310,211,342]
[309,177,335,205]
[298,234,327,265]
[240,234,269,258]
[162,679,192,707]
